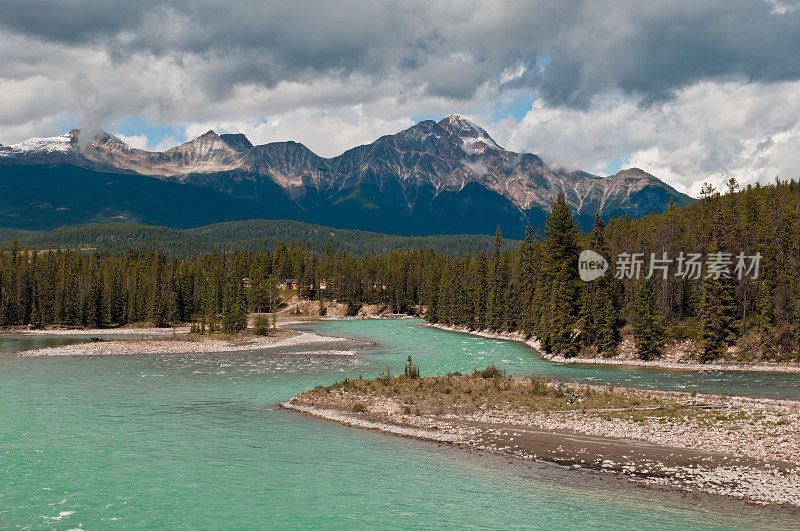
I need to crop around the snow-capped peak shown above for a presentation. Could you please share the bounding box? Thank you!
[438,114,502,154]
[1,133,74,155]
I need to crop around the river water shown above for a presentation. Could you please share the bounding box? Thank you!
[1,319,797,528]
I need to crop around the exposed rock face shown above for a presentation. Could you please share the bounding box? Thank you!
[0,115,692,235]
[81,130,243,176]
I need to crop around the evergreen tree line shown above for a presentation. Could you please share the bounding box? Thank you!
[426,179,800,363]
[0,242,431,331]
[0,219,516,257]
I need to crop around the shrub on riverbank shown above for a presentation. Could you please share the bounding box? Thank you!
[252,315,271,336]
[404,356,420,378]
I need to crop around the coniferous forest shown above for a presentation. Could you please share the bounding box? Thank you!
[1,179,799,362]
[0,242,431,332]
[0,219,516,257]
[427,178,800,363]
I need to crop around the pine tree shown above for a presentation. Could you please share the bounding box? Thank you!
[756,277,775,356]
[542,192,580,352]
[545,191,578,276]
[791,267,800,355]
[699,274,738,362]
[486,228,506,330]
[633,276,665,361]
[472,251,488,329]
[517,227,538,335]
[596,299,619,355]
[548,264,576,357]
[579,212,619,353]
[221,288,247,334]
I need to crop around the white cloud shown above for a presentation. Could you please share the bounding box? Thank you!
[490,80,800,196]
[765,0,800,14]
[2,0,800,197]
[151,135,183,152]
[185,106,414,158]
[114,133,149,150]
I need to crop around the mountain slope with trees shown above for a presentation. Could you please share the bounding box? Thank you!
[0,220,515,257]
[426,178,800,362]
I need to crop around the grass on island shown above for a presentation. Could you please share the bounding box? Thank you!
[304,363,681,416]
[298,362,794,430]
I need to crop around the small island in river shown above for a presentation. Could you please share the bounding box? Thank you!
[283,365,800,509]
[10,322,348,357]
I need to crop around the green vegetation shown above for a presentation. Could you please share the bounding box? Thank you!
[0,240,432,328]
[304,368,671,417]
[1,178,799,363]
[0,219,516,257]
[475,363,505,379]
[221,289,248,334]
[297,367,798,438]
[252,314,274,336]
[426,179,800,363]
[633,276,665,360]
[403,356,420,379]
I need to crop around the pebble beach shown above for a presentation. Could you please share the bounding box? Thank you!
[283,375,800,508]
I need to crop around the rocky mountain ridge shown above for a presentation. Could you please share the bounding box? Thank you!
[0,115,692,236]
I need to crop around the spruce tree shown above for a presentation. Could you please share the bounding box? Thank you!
[486,228,506,330]
[545,191,579,276]
[517,227,538,335]
[541,193,580,353]
[473,251,488,329]
[596,299,619,355]
[548,264,576,357]
[633,276,665,361]
[221,288,247,334]
[791,268,800,353]
[699,274,738,362]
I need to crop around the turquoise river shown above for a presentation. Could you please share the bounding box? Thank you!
[1,319,799,529]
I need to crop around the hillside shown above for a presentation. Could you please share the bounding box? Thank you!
[0,220,516,256]
[427,179,800,363]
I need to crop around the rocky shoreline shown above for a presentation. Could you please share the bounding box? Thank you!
[282,374,800,508]
[7,325,192,336]
[12,328,351,357]
[426,323,800,374]
[4,312,405,357]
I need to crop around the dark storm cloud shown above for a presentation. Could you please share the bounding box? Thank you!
[0,0,158,44]
[1,0,800,105]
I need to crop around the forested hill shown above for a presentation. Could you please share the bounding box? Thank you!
[426,178,800,362]
[0,219,516,256]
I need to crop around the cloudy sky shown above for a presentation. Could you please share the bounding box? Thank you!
[2,0,800,195]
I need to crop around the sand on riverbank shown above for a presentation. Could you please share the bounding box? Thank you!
[7,325,192,336]
[282,373,800,508]
[426,323,800,374]
[15,328,352,357]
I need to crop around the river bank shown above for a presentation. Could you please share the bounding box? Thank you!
[5,324,192,336]
[3,309,410,357]
[282,372,800,508]
[11,328,352,357]
[427,323,800,374]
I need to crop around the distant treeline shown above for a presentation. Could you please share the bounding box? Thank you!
[0,241,431,330]
[0,219,516,257]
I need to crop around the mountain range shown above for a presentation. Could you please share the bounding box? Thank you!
[0,115,692,237]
